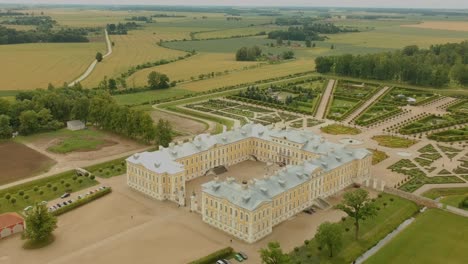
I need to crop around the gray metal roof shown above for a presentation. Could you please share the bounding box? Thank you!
[126,123,370,177]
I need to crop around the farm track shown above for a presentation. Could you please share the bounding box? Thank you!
[314,79,335,119]
[68,30,112,87]
[346,86,390,124]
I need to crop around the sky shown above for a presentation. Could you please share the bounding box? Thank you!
[1,0,468,9]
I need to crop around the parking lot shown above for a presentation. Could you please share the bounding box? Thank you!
[0,175,347,264]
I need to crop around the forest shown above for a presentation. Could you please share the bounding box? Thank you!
[315,42,468,87]
[268,22,356,41]
[0,86,161,143]
[106,22,139,35]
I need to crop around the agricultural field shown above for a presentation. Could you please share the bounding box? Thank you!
[0,141,56,185]
[113,88,192,106]
[326,81,380,120]
[0,42,106,90]
[127,52,261,87]
[193,25,285,39]
[401,21,468,32]
[365,209,468,264]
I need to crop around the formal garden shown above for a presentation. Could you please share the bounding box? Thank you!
[379,87,438,106]
[0,170,98,214]
[389,159,464,192]
[446,99,468,115]
[229,77,325,115]
[326,81,380,121]
[428,126,468,142]
[399,114,468,135]
[290,118,324,129]
[355,103,403,126]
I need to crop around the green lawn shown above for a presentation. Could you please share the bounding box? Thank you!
[372,135,417,148]
[365,209,468,264]
[85,157,128,178]
[421,187,468,200]
[290,193,419,264]
[320,124,361,135]
[16,128,112,154]
[0,170,98,214]
[369,149,389,165]
[113,88,193,106]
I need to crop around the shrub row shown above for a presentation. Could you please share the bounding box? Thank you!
[400,115,468,134]
[52,187,112,216]
[355,107,402,126]
[190,247,234,264]
[227,95,312,115]
[414,94,440,106]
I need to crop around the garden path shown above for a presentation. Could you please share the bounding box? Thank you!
[346,86,390,124]
[315,79,335,119]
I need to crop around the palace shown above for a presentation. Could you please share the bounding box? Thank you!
[126,123,372,243]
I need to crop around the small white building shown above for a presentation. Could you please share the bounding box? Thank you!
[66,120,85,131]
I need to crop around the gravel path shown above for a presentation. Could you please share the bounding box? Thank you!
[68,29,112,87]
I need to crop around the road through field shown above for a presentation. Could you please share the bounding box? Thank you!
[68,29,112,87]
[315,79,335,119]
[345,86,390,123]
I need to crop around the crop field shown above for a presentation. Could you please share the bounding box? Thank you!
[0,141,56,185]
[82,28,188,87]
[179,59,314,92]
[113,88,192,106]
[193,25,285,39]
[401,21,468,32]
[0,42,106,90]
[127,52,260,86]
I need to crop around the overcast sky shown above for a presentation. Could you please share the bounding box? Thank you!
[1,0,468,9]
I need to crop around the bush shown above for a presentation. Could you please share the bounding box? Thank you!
[34,187,39,192]
[304,240,309,245]
[19,190,24,196]
[39,191,44,195]
[24,195,29,200]
[5,193,11,200]
[90,175,95,180]
[294,247,299,252]
[52,188,112,216]
[341,216,346,222]
[189,247,233,264]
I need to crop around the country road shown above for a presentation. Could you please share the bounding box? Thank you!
[315,79,335,119]
[68,29,113,87]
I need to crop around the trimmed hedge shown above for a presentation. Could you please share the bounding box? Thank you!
[190,247,234,264]
[52,187,112,216]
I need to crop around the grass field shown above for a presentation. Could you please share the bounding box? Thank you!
[372,135,417,148]
[422,187,468,209]
[113,88,192,105]
[0,141,56,185]
[290,193,419,264]
[320,124,361,135]
[365,209,468,264]
[127,52,260,86]
[0,42,105,90]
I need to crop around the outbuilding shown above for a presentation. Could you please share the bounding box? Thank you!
[66,120,86,131]
[0,212,25,239]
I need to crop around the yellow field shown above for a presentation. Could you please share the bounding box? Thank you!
[2,24,36,30]
[402,21,468,32]
[81,28,188,87]
[0,42,105,90]
[128,52,260,86]
[194,25,285,39]
[179,59,313,92]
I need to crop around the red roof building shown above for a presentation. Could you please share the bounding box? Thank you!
[0,212,25,239]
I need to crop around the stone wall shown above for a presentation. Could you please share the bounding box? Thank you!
[384,187,438,208]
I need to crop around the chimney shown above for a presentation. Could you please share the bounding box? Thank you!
[241,180,248,190]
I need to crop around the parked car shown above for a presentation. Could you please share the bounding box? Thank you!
[234,254,244,262]
[216,261,224,264]
[238,252,248,260]
[62,201,68,206]
[67,200,73,204]
[60,193,70,199]
[221,259,231,264]
[56,203,62,208]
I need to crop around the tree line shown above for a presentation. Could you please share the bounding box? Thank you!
[235,46,262,61]
[0,25,90,44]
[106,22,139,35]
[315,42,468,87]
[0,86,173,146]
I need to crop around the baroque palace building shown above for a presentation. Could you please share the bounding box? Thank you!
[126,123,371,243]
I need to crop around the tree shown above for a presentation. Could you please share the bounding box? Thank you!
[315,222,343,257]
[155,119,173,147]
[334,189,377,240]
[23,204,57,243]
[305,39,311,47]
[147,71,170,89]
[96,52,103,62]
[0,114,12,139]
[108,78,117,90]
[276,37,283,46]
[260,241,290,264]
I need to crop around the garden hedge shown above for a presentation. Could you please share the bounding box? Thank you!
[189,247,234,264]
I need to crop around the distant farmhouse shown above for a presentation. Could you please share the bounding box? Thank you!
[126,124,371,243]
